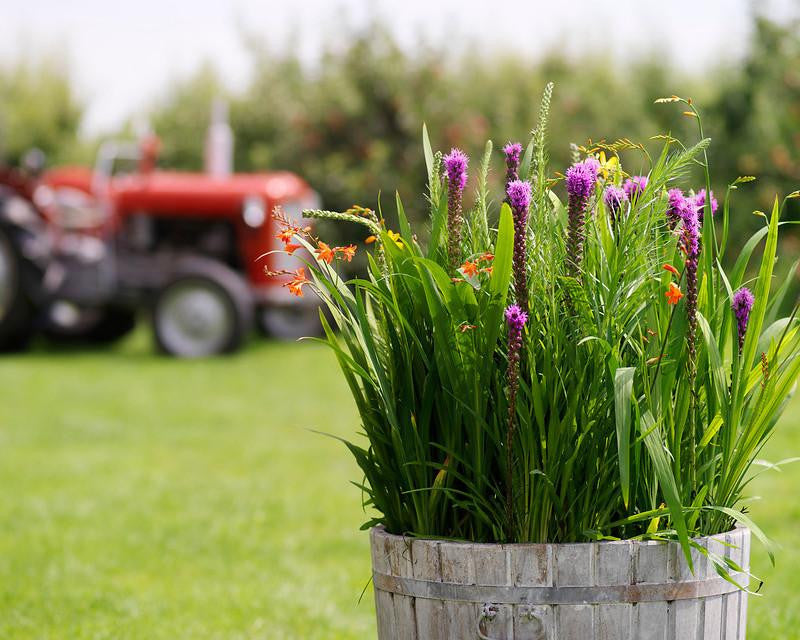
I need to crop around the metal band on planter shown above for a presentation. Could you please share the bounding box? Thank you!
[373,569,746,604]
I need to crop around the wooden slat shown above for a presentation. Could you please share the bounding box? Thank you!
[410,539,444,640]
[440,542,476,640]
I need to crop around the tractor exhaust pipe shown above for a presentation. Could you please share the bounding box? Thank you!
[204,98,233,178]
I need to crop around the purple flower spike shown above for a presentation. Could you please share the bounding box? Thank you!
[503,142,524,208]
[503,142,523,173]
[623,175,648,200]
[666,188,689,228]
[680,205,701,373]
[504,301,527,537]
[507,180,532,216]
[443,148,468,192]
[443,148,469,271]
[732,287,755,353]
[603,185,628,221]
[507,179,532,313]
[505,304,528,330]
[565,162,596,278]
[583,156,601,180]
[566,162,596,201]
[693,188,718,224]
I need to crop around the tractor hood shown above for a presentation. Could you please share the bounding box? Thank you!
[112,171,312,216]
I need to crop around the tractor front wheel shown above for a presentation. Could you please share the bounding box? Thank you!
[257,304,322,340]
[153,257,252,357]
[0,224,35,352]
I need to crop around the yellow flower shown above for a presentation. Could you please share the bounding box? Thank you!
[386,230,403,248]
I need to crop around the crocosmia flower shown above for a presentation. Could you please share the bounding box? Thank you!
[665,282,683,305]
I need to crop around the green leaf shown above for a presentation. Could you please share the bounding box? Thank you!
[613,367,635,507]
[422,123,434,182]
[640,410,692,570]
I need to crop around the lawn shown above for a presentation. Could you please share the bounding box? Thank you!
[0,330,798,639]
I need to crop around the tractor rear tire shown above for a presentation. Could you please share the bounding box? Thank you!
[0,224,35,352]
[153,257,253,357]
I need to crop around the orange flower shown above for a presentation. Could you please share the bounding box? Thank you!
[315,241,335,264]
[460,260,479,278]
[479,252,495,263]
[336,244,357,262]
[365,235,377,244]
[665,281,684,305]
[459,323,477,332]
[284,243,302,255]
[276,227,297,244]
[481,266,493,275]
[285,268,310,297]
[662,263,680,277]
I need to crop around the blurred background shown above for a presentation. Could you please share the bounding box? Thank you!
[1,1,799,638]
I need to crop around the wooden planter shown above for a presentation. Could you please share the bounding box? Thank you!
[371,526,750,639]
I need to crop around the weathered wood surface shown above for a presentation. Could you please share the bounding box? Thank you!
[371,527,750,639]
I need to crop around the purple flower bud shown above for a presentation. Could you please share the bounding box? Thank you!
[503,142,523,171]
[680,204,700,259]
[583,156,601,179]
[507,180,531,314]
[732,287,755,353]
[603,185,628,216]
[666,188,688,227]
[507,180,532,217]
[680,205,701,372]
[505,304,528,331]
[504,301,527,540]
[444,148,469,271]
[565,161,597,278]
[693,189,718,224]
[623,175,648,200]
[443,148,469,192]
[566,162,596,201]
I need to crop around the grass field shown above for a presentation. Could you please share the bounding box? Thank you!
[1,330,798,639]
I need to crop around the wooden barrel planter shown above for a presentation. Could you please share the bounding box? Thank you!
[371,526,750,639]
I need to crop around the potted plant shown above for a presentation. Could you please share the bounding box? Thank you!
[267,87,800,639]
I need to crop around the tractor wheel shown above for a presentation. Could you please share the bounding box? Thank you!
[0,224,35,352]
[257,304,322,340]
[42,303,137,345]
[153,257,253,357]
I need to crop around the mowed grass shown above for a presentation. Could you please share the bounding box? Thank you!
[0,330,798,639]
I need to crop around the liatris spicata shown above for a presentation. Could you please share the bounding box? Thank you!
[565,161,596,278]
[623,175,648,201]
[666,188,690,229]
[732,287,755,354]
[693,188,718,225]
[603,185,628,224]
[504,304,528,539]
[680,204,701,374]
[444,148,469,271]
[503,142,523,188]
[507,179,532,313]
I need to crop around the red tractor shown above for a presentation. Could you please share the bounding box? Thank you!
[0,126,320,357]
